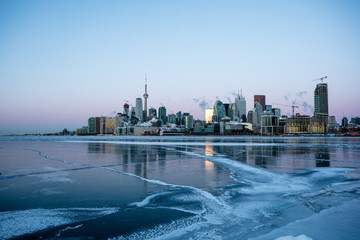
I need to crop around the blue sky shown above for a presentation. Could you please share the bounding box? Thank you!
[1,0,360,134]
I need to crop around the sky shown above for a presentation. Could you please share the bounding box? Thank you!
[0,0,360,134]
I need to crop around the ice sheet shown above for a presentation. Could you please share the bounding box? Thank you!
[0,207,118,239]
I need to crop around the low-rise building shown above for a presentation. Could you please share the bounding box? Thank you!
[284,114,310,134]
[261,115,283,135]
[308,115,328,134]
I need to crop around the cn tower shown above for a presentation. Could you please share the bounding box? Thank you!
[143,74,149,117]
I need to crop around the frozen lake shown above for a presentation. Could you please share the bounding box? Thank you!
[0,136,360,239]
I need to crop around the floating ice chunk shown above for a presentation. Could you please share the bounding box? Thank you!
[276,235,312,240]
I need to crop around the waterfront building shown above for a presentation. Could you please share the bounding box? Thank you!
[94,117,101,134]
[117,126,134,135]
[224,121,253,135]
[105,117,116,134]
[284,114,310,134]
[193,124,219,135]
[219,116,231,134]
[308,115,328,134]
[99,117,107,134]
[254,95,266,110]
[261,115,283,135]
[135,98,143,122]
[314,83,328,116]
[279,116,287,131]
[205,109,214,124]
[213,100,226,122]
[159,106,167,124]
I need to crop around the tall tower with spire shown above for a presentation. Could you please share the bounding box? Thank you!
[143,74,149,118]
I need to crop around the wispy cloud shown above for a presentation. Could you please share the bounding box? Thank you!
[193,98,210,111]
[302,101,314,113]
[296,91,307,97]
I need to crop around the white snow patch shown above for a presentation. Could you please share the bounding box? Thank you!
[276,235,312,240]
[0,207,118,239]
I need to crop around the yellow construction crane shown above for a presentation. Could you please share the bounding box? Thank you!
[272,103,299,116]
[313,76,327,83]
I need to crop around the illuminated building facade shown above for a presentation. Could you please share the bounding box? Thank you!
[205,108,214,124]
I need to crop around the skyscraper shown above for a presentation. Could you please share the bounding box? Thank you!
[248,110,253,124]
[253,102,263,127]
[224,103,230,117]
[235,91,246,121]
[213,100,226,122]
[158,106,167,124]
[314,83,328,116]
[228,103,236,120]
[143,74,149,118]
[254,95,266,110]
[135,98,143,121]
[184,115,194,129]
[168,114,176,124]
[176,111,182,125]
[123,103,129,116]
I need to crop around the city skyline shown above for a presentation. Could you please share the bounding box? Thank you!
[1,1,360,134]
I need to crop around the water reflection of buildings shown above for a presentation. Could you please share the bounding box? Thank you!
[87,141,228,192]
[205,145,214,157]
[205,145,215,174]
[243,138,332,172]
[315,147,330,167]
[87,142,168,183]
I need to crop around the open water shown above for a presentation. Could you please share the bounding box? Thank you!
[0,136,360,239]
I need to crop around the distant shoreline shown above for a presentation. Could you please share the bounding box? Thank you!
[1,134,359,137]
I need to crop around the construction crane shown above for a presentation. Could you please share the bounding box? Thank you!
[313,76,327,83]
[272,103,299,116]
